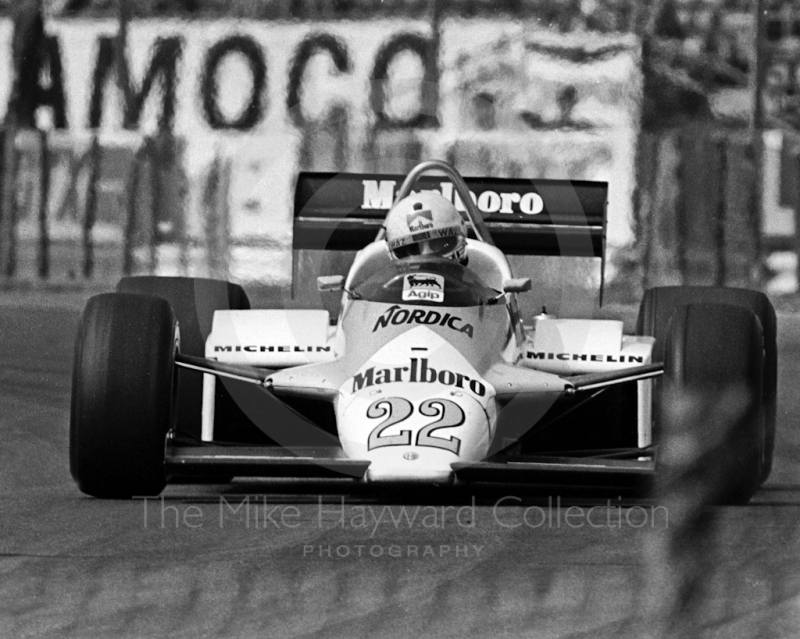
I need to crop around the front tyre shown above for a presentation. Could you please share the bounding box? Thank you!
[116,276,250,440]
[659,303,764,504]
[70,293,178,498]
[637,286,777,482]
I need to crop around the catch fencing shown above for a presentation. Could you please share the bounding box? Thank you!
[0,129,187,285]
[0,122,784,297]
[633,125,763,294]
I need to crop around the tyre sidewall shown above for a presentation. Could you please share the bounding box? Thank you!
[638,285,777,483]
[115,277,250,439]
[659,303,764,504]
[70,293,177,497]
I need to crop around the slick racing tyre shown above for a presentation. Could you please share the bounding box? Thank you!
[70,293,177,498]
[637,286,777,483]
[658,303,765,504]
[116,276,251,440]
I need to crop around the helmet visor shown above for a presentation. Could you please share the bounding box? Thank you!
[393,235,461,259]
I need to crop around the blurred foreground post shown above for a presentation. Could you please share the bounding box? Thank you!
[645,387,753,638]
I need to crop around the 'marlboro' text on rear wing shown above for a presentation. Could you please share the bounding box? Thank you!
[293,172,607,258]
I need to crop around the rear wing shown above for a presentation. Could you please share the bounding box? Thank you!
[293,172,607,258]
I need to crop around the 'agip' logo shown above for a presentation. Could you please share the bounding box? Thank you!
[402,273,444,303]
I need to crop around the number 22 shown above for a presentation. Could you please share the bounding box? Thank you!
[367,397,464,454]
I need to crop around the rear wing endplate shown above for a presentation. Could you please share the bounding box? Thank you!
[293,172,607,258]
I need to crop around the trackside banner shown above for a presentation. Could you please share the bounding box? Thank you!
[293,172,606,256]
[0,16,637,282]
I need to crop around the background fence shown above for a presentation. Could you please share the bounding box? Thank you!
[0,121,791,303]
[0,129,187,284]
[634,125,762,292]
[3,0,793,298]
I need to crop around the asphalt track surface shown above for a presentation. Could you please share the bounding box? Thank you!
[1,292,799,638]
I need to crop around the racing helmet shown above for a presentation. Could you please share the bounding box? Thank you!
[384,192,467,263]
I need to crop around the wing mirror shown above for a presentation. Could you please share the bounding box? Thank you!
[317,275,345,292]
[503,278,532,293]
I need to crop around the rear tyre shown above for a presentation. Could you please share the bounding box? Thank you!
[116,276,250,439]
[70,293,177,498]
[659,303,764,504]
[637,286,777,482]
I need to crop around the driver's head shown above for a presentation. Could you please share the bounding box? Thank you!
[385,192,467,263]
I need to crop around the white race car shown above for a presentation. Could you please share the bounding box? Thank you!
[70,160,777,502]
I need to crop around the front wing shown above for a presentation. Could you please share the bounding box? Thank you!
[165,440,654,494]
[170,354,661,494]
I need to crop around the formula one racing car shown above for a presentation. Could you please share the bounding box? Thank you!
[69,160,777,503]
